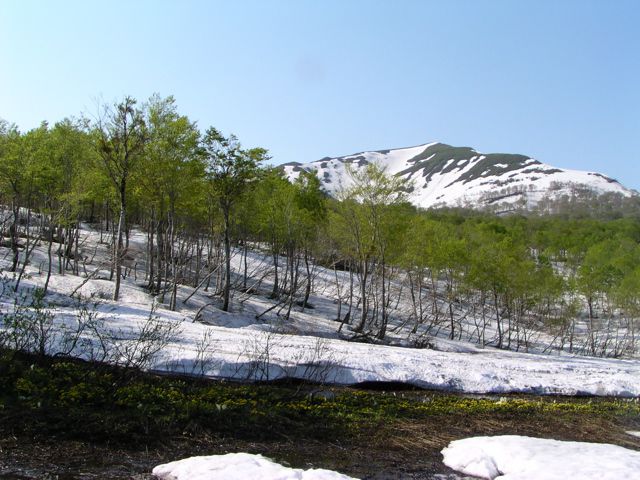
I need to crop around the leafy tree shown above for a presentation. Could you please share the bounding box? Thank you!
[254,169,298,300]
[138,94,203,308]
[95,96,148,300]
[202,127,267,311]
[335,162,409,336]
[0,121,26,272]
[294,170,327,309]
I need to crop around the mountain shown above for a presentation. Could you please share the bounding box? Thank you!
[281,142,636,212]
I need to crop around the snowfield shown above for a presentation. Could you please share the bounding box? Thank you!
[152,453,357,480]
[1,226,639,397]
[441,435,640,480]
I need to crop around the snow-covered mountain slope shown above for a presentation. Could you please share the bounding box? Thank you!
[282,142,635,210]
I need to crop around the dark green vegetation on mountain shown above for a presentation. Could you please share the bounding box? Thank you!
[395,143,533,186]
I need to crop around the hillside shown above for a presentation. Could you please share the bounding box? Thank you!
[282,142,635,211]
[1,223,639,397]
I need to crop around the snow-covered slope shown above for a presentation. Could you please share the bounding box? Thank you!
[2,225,639,397]
[282,142,635,210]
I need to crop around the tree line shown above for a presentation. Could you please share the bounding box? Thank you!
[1,94,638,357]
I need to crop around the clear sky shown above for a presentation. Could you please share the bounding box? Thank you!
[1,0,639,189]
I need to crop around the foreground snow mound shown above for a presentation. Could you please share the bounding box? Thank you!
[152,453,358,480]
[441,435,640,480]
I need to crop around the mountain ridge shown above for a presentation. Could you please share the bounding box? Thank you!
[281,142,635,211]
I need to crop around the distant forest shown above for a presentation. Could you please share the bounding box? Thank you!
[1,95,639,357]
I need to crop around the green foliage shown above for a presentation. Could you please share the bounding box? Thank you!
[1,95,639,350]
[254,169,301,249]
[137,94,205,224]
[2,354,637,447]
[95,96,148,198]
[201,126,269,310]
[578,238,640,298]
[202,127,267,212]
[614,267,640,316]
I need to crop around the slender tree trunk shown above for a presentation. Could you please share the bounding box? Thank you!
[215,241,223,295]
[377,258,388,340]
[205,235,214,292]
[43,216,54,295]
[10,198,20,272]
[222,207,231,312]
[430,271,439,323]
[156,216,164,293]
[271,251,279,299]
[194,236,202,288]
[334,261,342,321]
[113,184,126,301]
[168,209,178,310]
[337,261,353,334]
[587,296,596,354]
[354,259,368,333]
[243,240,248,291]
[282,250,290,295]
[170,259,178,311]
[147,214,154,288]
[58,224,64,275]
[15,204,33,291]
[64,222,74,271]
[302,249,312,309]
[100,203,105,244]
[284,249,299,321]
[494,289,503,349]
[73,218,80,275]
[479,292,487,347]
[447,273,456,340]
[410,272,424,334]
[346,260,354,319]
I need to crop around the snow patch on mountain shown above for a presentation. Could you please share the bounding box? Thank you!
[282,142,634,210]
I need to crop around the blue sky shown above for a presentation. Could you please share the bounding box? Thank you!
[1,0,639,189]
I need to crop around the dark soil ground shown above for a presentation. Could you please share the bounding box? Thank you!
[1,354,639,479]
[2,397,640,480]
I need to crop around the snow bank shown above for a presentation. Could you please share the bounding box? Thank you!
[152,453,357,480]
[153,322,640,397]
[441,435,640,480]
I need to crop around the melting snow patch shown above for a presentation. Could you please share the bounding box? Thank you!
[627,431,640,438]
[441,435,640,480]
[152,453,358,480]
